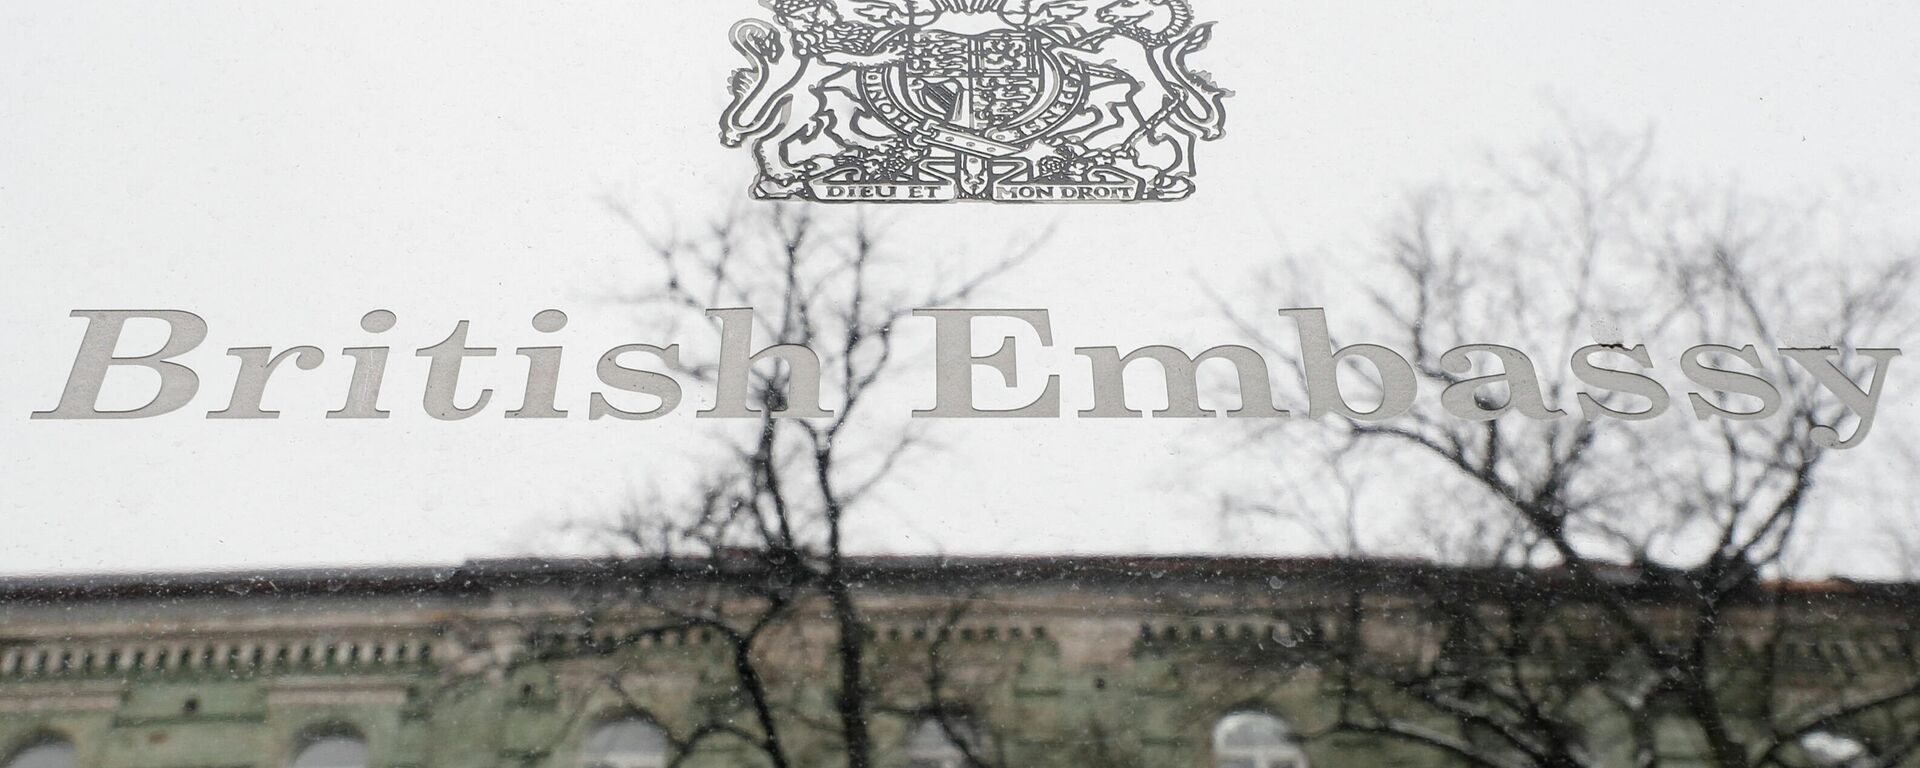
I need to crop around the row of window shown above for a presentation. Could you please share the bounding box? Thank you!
[0,712,1309,768]
[576,714,1308,768]
[579,712,1309,768]
[0,732,366,768]
[10,718,1878,767]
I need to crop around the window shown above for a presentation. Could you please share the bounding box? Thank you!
[289,732,368,768]
[1801,731,1873,768]
[1214,712,1308,768]
[904,717,985,768]
[2,736,75,768]
[579,716,669,768]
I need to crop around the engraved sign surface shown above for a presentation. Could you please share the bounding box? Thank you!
[719,0,1232,203]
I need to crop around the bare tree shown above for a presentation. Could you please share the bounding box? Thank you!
[535,201,1044,768]
[1221,122,1920,768]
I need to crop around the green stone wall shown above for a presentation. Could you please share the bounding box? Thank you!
[2,570,1915,768]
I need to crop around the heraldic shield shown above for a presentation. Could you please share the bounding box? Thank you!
[719,0,1232,203]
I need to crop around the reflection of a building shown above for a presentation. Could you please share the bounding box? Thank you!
[0,557,1909,767]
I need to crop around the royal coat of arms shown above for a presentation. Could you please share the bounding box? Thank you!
[719,0,1232,203]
